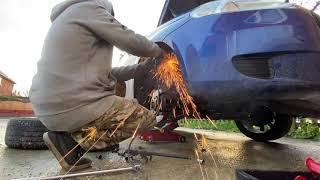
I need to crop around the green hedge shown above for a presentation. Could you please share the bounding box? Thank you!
[178,118,320,140]
[288,119,320,140]
[178,119,240,133]
[0,96,29,102]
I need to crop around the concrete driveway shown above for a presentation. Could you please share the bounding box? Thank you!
[0,118,319,180]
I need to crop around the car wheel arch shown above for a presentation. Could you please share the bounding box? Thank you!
[133,41,188,105]
[157,41,189,80]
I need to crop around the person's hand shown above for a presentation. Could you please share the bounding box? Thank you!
[139,57,150,64]
[139,56,162,70]
[136,48,167,76]
[134,56,162,79]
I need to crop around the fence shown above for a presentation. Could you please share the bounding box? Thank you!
[0,101,34,117]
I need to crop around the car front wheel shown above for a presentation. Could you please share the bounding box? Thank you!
[235,111,293,142]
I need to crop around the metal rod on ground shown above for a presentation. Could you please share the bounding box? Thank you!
[128,150,191,160]
[143,151,191,160]
[16,165,141,180]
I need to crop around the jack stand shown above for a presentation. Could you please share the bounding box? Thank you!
[139,122,186,143]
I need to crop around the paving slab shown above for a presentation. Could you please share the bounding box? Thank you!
[0,119,319,180]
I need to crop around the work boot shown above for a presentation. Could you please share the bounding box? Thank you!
[43,132,92,171]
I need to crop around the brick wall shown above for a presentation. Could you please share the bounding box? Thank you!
[0,77,14,96]
[0,101,33,111]
[0,101,34,117]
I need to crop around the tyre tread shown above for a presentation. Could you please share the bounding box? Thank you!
[5,118,48,149]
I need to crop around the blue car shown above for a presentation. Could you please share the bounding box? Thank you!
[118,0,320,141]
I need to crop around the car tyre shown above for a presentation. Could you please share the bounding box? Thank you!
[4,118,121,152]
[235,114,293,142]
[5,118,48,149]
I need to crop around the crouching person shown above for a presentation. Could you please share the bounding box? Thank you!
[30,0,163,171]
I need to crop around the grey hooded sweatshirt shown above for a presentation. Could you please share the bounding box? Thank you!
[29,0,162,131]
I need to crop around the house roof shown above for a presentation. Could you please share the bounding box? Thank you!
[0,70,15,84]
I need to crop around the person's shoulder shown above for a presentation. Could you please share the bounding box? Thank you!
[69,0,109,19]
[72,0,106,10]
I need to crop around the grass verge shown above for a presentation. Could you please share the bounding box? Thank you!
[178,119,320,140]
[0,96,29,102]
[178,119,240,133]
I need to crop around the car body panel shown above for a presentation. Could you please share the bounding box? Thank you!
[119,0,320,118]
[149,12,191,42]
[164,7,320,81]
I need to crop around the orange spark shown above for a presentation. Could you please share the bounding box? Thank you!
[172,107,176,119]
[131,123,141,138]
[195,148,200,159]
[154,53,199,117]
[194,133,199,141]
[201,134,208,148]
[184,117,189,126]
[83,127,98,141]
[59,132,92,164]
[194,149,206,180]
[201,134,218,168]
[206,115,218,129]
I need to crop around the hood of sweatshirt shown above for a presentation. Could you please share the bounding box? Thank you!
[50,0,114,22]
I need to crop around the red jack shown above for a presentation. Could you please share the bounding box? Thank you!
[140,122,186,143]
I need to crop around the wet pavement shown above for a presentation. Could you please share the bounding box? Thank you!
[0,118,320,180]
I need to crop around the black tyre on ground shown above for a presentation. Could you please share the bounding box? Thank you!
[5,118,121,151]
[235,114,293,142]
[5,118,48,149]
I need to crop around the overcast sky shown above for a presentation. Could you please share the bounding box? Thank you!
[0,0,165,92]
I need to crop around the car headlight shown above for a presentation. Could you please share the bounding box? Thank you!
[191,0,289,18]
[190,1,221,18]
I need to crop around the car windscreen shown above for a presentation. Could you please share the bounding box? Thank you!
[158,0,218,25]
[158,0,288,25]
